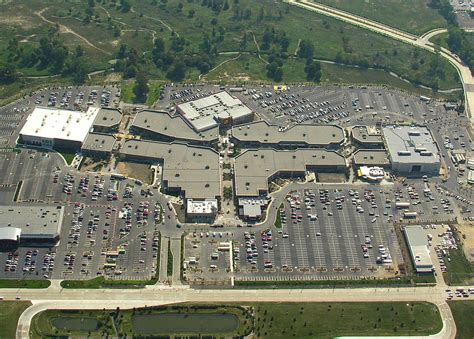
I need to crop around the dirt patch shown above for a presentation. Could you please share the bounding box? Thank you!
[116,161,153,184]
[79,157,107,173]
[0,16,37,30]
[105,72,122,83]
[457,221,474,262]
[317,173,347,183]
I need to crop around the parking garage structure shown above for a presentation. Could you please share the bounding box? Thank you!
[119,140,221,200]
[231,121,345,149]
[0,206,64,250]
[234,149,347,197]
[130,110,219,147]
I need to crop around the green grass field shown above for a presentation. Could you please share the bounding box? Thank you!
[60,276,158,289]
[448,301,474,339]
[443,247,474,285]
[0,0,461,100]
[431,32,474,51]
[0,301,31,338]
[313,0,447,35]
[59,151,76,165]
[0,279,50,288]
[29,302,442,338]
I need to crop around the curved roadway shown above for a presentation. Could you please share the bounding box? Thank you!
[7,283,465,338]
[286,0,474,130]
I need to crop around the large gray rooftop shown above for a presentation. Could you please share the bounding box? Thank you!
[0,206,64,239]
[93,108,122,128]
[120,140,220,199]
[382,126,440,165]
[232,121,344,147]
[351,125,383,145]
[353,149,390,166]
[131,110,219,143]
[82,133,116,153]
[234,149,346,197]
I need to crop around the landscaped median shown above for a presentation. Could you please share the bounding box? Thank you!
[60,277,157,289]
[28,302,442,338]
[234,276,435,288]
[0,301,32,338]
[0,279,50,289]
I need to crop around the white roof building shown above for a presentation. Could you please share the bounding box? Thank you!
[177,92,253,132]
[20,106,100,149]
[186,199,218,216]
[403,225,434,273]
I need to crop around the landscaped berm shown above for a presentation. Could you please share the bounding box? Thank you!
[29,302,442,338]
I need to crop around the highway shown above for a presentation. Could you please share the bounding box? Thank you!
[286,0,474,131]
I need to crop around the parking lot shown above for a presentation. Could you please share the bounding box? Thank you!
[233,186,403,281]
[183,231,234,284]
[182,180,462,284]
[0,165,164,282]
[231,86,449,129]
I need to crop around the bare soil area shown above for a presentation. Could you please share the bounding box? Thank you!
[116,161,153,184]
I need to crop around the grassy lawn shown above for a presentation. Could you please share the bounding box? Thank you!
[29,302,442,338]
[443,246,474,285]
[274,203,284,229]
[167,239,173,277]
[0,0,461,94]
[146,81,162,106]
[234,276,421,288]
[0,301,31,338]
[252,302,441,337]
[448,301,474,339]
[0,279,50,288]
[431,32,474,51]
[120,81,135,104]
[313,0,447,35]
[59,151,76,165]
[60,276,158,289]
[120,81,161,105]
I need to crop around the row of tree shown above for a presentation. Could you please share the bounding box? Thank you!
[430,0,473,74]
[2,31,88,85]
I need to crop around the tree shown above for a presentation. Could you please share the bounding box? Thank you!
[0,63,18,84]
[133,72,149,103]
[297,40,314,59]
[305,60,322,82]
[120,0,131,12]
[75,45,84,58]
[166,61,186,81]
[117,44,128,59]
[266,61,282,81]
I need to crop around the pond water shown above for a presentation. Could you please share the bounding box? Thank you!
[50,317,99,332]
[132,313,239,334]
